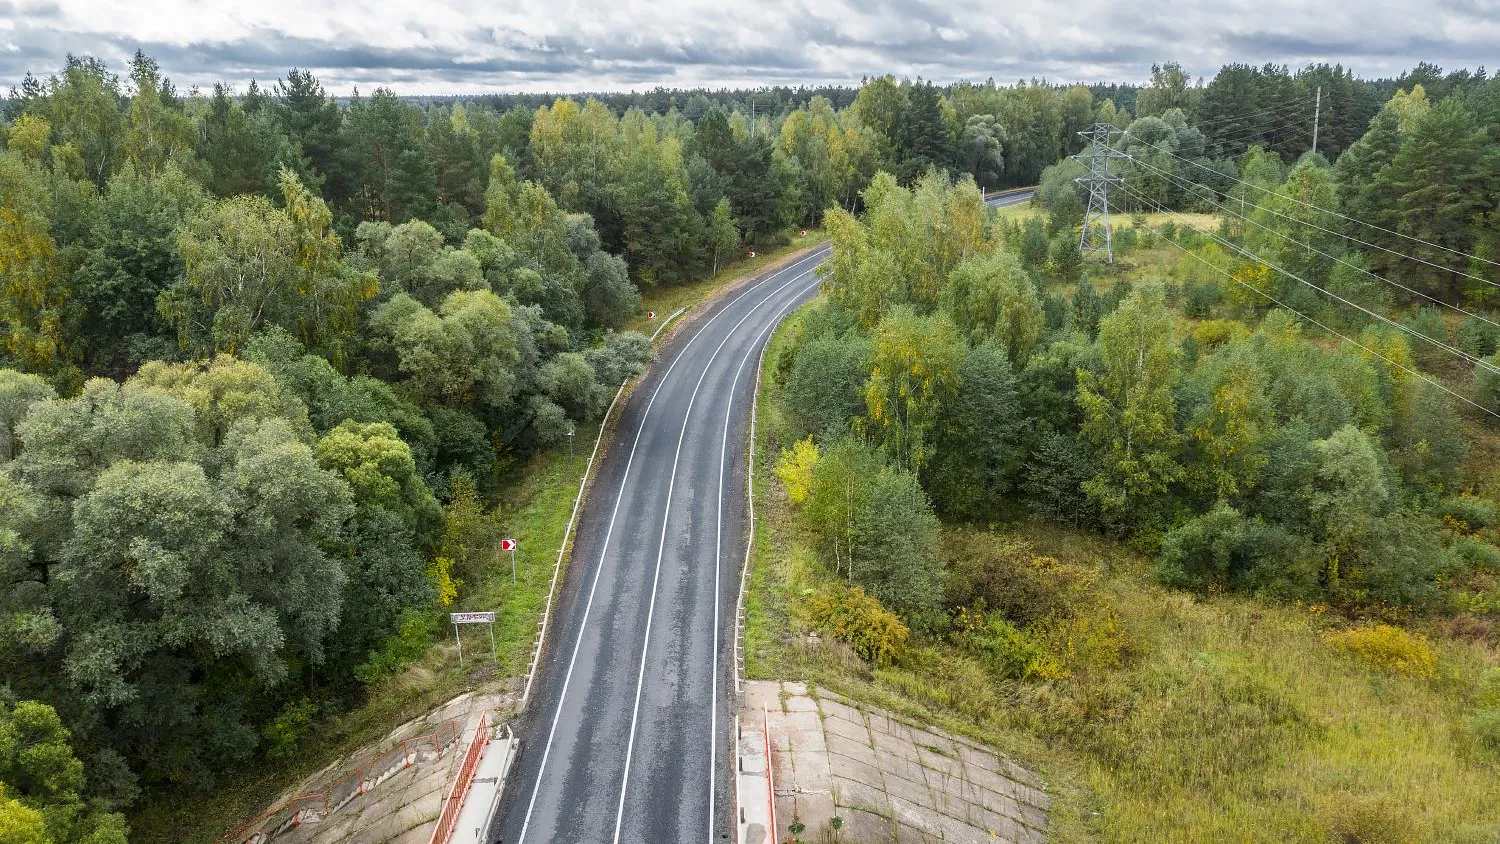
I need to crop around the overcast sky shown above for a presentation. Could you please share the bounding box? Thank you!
[3,0,1497,95]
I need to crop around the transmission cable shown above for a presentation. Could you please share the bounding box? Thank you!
[1123,153,1500,331]
[1117,126,1500,270]
[1115,182,1500,420]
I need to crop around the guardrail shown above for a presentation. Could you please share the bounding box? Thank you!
[982,185,1037,200]
[519,308,687,711]
[428,714,490,844]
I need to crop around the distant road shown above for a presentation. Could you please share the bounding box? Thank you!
[986,187,1036,208]
[492,184,1033,844]
[491,246,829,844]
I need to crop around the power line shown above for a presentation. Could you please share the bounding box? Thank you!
[1123,154,1500,333]
[1117,180,1496,371]
[1118,140,1500,294]
[1188,98,1315,128]
[1117,184,1500,422]
[1119,126,1500,270]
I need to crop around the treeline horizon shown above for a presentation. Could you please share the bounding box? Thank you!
[0,46,1495,844]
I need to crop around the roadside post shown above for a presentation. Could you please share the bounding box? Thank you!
[451,611,499,668]
[501,538,517,584]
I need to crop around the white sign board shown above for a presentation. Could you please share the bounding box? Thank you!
[450,612,495,624]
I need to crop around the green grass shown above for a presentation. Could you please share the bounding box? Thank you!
[746,299,1500,844]
[993,200,1220,235]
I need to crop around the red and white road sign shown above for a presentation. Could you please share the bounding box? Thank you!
[646,310,657,320]
[500,538,517,552]
[748,250,757,258]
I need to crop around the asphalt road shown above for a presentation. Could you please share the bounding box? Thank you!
[987,187,1036,209]
[491,187,1032,844]
[491,245,829,844]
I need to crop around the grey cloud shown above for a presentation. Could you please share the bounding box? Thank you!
[2,1,1496,94]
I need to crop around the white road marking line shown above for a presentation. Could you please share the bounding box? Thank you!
[514,247,828,844]
[709,272,824,841]
[611,262,824,844]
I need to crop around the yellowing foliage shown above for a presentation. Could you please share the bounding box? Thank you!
[774,437,819,505]
[1326,624,1437,677]
[427,555,459,606]
[809,583,908,667]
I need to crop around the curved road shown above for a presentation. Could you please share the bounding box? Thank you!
[492,246,828,844]
[491,187,1032,844]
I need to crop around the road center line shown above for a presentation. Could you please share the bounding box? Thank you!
[514,247,827,844]
[610,265,824,844]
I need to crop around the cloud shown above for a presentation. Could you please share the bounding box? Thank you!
[1,0,1494,94]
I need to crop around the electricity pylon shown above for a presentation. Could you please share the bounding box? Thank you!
[1073,123,1129,263]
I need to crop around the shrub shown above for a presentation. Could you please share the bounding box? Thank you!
[1047,231,1082,280]
[945,533,1099,626]
[1325,624,1437,677]
[1191,318,1249,350]
[262,698,319,761]
[1458,313,1500,357]
[355,608,440,686]
[1183,279,1222,317]
[774,437,819,505]
[1028,604,1131,676]
[1436,495,1497,534]
[1317,792,1419,844]
[1477,352,1500,412]
[1472,668,1500,755]
[809,584,909,667]
[1453,537,1500,571]
[954,612,1064,680]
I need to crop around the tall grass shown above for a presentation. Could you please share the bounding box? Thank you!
[746,301,1500,844]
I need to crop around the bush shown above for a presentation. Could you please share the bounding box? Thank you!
[945,533,1099,626]
[774,437,819,505]
[1317,792,1419,844]
[1472,668,1500,756]
[1453,536,1500,571]
[355,608,440,686]
[1183,278,1222,317]
[1478,352,1500,412]
[1047,231,1082,280]
[809,584,909,666]
[1404,307,1450,367]
[1325,624,1437,677]
[1156,504,1318,599]
[1436,495,1498,533]
[804,438,943,618]
[1458,313,1500,357]
[781,335,870,441]
[954,612,1064,680]
[262,698,319,761]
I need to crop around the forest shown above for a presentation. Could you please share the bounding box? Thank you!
[754,64,1500,841]
[1,47,1498,842]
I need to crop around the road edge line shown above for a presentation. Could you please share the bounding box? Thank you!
[518,306,687,711]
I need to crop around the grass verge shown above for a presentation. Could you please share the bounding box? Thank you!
[745,298,1500,844]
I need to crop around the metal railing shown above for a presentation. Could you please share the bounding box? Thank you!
[428,714,490,844]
